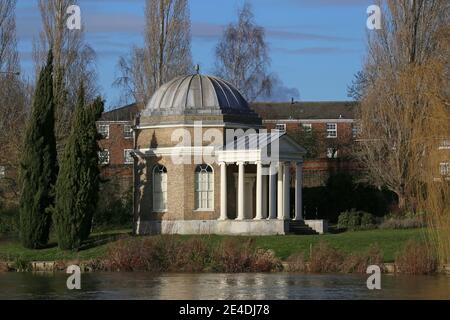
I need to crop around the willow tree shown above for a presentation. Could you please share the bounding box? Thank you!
[355,0,448,211]
[54,85,103,250]
[115,0,193,105]
[214,3,272,102]
[19,51,57,249]
[410,23,450,265]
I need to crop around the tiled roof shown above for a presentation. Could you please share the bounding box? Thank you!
[99,103,142,122]
[250,101,358,120]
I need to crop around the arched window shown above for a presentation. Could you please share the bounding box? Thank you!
[153,165,167,211]
[195,164,214,210]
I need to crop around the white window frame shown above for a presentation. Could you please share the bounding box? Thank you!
[440,163,450,176]
[153,165,168,212]
[438,140,450,150]
[327,148,338,159]
[194,164,214,211]
[0,166,5,178]
[123,124,133,139]
[98,124,110,139]
[275,123,286,133]
[98,150,110,165]
[302,123,312,132]
[326,123,337,138]
[352,123,360,138]
[124,149,134,164]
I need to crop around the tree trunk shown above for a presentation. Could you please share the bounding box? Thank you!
[397,192,407,212]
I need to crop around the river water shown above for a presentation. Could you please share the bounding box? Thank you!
[0,272,449,300]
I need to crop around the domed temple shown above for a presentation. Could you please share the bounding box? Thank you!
[133,73,313,235]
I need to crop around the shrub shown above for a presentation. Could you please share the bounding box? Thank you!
[175,238,214,272]
[340,244,384,273]
[214,239,281,273]
[337,210,375,230]
[337,211,350,229]
[286,252,308,272]
[12,257,31,272]
[94,189,133,229]
[102,236,282,273]
[395,240,437,274]
[308,241,344,273]
[0,261,10,272]
[347,211,361,230]
[0,207,19,236]
[360,212,376,229]
[379,212,425,229]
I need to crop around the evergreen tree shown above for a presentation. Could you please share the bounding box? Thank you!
[54,84,103,250]
[19,51,58,249]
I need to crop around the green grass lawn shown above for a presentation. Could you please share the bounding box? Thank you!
[0,228,427,263]
[251,228,428,262]
[0,229,131,262]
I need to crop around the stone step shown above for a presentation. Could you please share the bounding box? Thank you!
[288,221,319,235]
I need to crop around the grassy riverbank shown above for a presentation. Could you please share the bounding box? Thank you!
[0,228,426,263]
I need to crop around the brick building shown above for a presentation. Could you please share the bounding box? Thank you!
[97,103,142,194]
[97,101,362,190]
[251,101,361,187]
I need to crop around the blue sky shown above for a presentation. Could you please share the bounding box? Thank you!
[15,0,372,108]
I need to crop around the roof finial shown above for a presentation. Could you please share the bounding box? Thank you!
[195,64,200,74]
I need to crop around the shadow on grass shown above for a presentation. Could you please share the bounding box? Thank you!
[0,230,132,252]
[78,230,132,251]
[327,226,347,234]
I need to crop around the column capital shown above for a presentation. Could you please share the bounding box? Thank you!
[236,161,245,166]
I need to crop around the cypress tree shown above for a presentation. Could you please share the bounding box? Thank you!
[19,51,58,249]
[54,84,103,250]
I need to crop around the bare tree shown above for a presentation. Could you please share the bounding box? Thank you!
[115,0,193,105]
[356,0,448,210]
[33,0,97,150]
[214,3,272,102]
[0,0,29,205]
[0,0,17,73]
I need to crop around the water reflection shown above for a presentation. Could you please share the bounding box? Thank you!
[0,273,449,300]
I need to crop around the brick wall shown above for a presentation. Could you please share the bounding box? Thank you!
[97,121,134,198]
[264,120,359,187]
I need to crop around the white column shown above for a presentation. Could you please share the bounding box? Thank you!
[255,161,263,220]
[277,162,284,220]
[262,171,268,219]
[268,163,277,219]
[237,162,245,220]
[283,162,291,220]
[295,162,303,221]
[219,162,228,220]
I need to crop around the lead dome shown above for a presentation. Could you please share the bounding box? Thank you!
[142,74,252,117]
